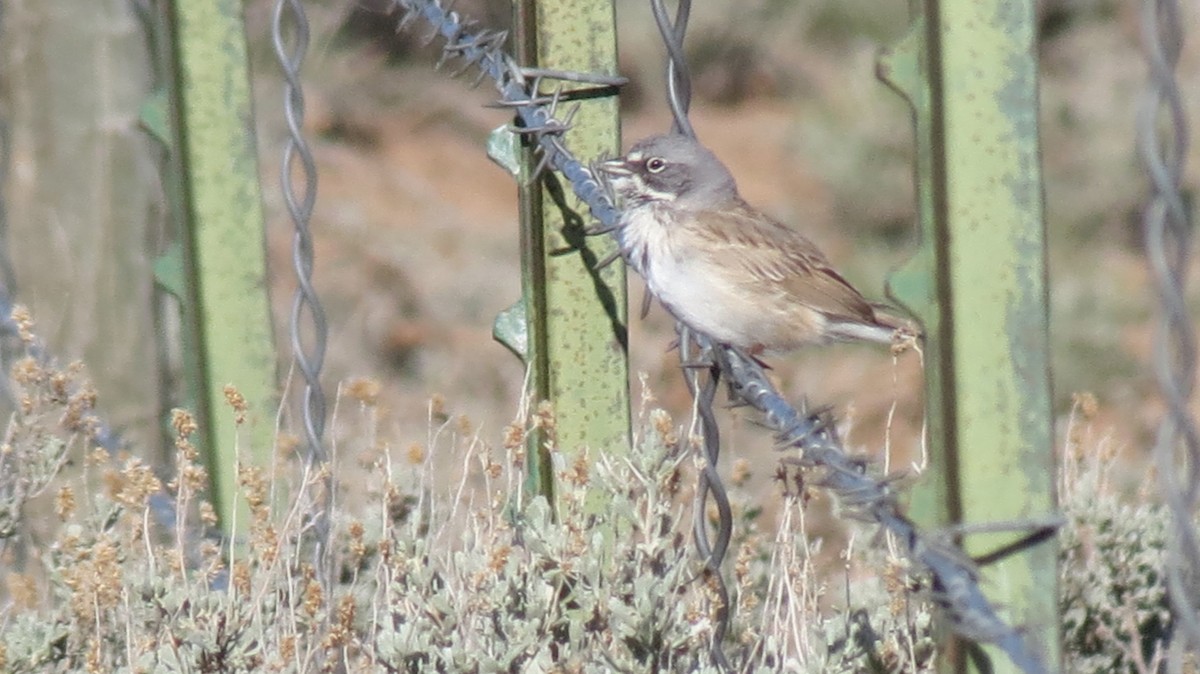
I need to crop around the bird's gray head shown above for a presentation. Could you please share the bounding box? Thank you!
[599,134,738,211]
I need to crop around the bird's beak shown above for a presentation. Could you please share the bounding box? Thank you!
[597,158,633,177]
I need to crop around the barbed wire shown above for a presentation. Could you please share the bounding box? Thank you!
[1137,0,1200,657]
[391,1,1049,671]
[712,342,1055,672]
[392,0,618,225]
[271,0,334,584]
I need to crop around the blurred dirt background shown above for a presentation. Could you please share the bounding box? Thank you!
[243,0,1199,499]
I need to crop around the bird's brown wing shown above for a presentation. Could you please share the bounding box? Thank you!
[689,201,879,324]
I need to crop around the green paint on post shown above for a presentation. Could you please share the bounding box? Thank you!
[508,0,629,500]
[878,18,951,528]
[880,0,1060,670]
[166,0,278,532]
[140,88,173,149]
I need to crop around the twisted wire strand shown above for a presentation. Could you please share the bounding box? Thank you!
[392,1,1046,670]
[649,0,694,137]
[271,0,333,582]
[679,330,733,671]
[272,0,327,465]
[1137,0,1200,652]
[649,0,732,667]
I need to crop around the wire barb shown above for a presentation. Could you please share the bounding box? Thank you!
[392,0,625,230]
[592,248,623,270]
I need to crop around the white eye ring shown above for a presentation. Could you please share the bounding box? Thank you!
[646,157,667,173]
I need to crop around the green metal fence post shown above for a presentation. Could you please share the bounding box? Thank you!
[880,0,1061,670]
[164,0,278,531]
[502,0,629,499]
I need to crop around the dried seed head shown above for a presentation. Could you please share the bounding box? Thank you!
[55,486,76,520]
[650,408,676,446]
[11,304,35,344]
[300,565,324,620]
[502,422,524,450]
[115,458,163,509]
[232,560,252,594]
[487,545,511,574]
[199,501,218,527]
[276,432,301,458]
[11,357,43,388]
[731,458,751,486]
[238,464,269,513]
[171,408,198,439]
[348,521,367,564]
[223,385,248,424]
[567,451,590,487]
[1073,391,1099,420]
[429,393,447,420]
[345,377,382,406]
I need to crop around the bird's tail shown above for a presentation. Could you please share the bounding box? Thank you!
[827,304,922,347]
[870,304,923,347]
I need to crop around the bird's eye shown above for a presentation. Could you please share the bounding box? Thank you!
[645,157,667,173]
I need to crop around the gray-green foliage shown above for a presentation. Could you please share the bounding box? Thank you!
[353,406,934,673]
[0,375,937,673]
[1059,411,1175,673]
[1,374,1184,673]
[363,415,723,673]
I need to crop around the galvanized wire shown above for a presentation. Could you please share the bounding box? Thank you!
[392,1,1047,671]
[272,0,328,466]
[650,0,694,137]
[679,329,733,672]
[648,0,732,668]
[1137,0,1200,655]
[394,0,618,227]
[271,0,333,582]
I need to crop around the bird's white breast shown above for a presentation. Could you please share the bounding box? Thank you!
[618,205,780,347]
[617,205,672,277]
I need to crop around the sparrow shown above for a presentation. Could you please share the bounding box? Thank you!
[597,133,913,354]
